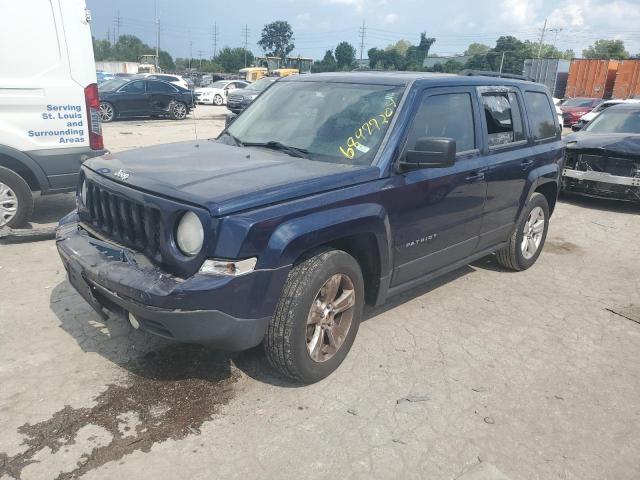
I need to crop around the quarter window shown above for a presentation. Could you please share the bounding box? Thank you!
[482,92,525,147]
[525,91,558,141]
[407,93,476,154]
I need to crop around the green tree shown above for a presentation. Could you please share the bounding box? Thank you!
[312,49,337,72]
[258,21,295,59]
[215,47,254,73]
[335,41,356,70]
[464,43,490,56]
[386,39,411,56]
[583,39,629,60]
[407,33,436,70]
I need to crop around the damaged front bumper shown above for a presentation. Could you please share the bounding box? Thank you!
[56,215,289,350]
[562,168,640,200]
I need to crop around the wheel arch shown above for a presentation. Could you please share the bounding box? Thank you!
[0,145,47,192]
[520,162,560,218]
[261,204,392,305]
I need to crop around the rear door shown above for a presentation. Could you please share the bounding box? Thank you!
[116,80,148,115]
[476,87,534,250]
[147,80,177,113]
[389,87,488,287]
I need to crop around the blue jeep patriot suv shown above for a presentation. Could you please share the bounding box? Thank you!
[57,72,564,383]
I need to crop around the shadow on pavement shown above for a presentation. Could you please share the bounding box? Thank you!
[558,192,639,215]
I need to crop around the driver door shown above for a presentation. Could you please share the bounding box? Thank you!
[388,87,488,287]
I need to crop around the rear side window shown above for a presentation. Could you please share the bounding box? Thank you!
[407,93,476,154]
[482,92,525,147]
[525,92,558,141]
[120,81,146,93]
[148,81,176,93]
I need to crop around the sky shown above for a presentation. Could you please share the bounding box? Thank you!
[86,0,640,61]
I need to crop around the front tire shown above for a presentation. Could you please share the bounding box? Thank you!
[265,249,364,384]
[213,94,224,106]
[99,102,115,122]
[0,167,33,228]
[496,192,550,271]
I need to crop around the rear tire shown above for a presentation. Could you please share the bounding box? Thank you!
[496,192,549,271]
[0,166,33,228]
[265,248,364,384]
[169,101,188,120]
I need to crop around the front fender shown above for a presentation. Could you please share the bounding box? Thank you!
[260,204,392,274]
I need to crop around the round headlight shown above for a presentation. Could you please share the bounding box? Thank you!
[176,211,204,256]
[80,179,88,206]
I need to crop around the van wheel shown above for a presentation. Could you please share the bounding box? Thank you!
[99,102,115,122]
[0,167,33,228]
[265,248,364,384]
[170,101,188,120]
[496,192,549,271]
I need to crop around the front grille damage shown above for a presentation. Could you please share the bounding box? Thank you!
[563,150,640,200]
[83,178,163,262]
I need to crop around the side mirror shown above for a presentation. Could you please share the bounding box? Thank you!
[399,137,456,171]
[225,112,237,128]
[571,124,582,132]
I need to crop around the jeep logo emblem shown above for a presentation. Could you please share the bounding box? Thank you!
[114,169,130,181]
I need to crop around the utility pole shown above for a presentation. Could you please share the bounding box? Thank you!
[359,20,366,63]
[242,24,250,67]
[499,51,505,73]
[113,10,121,43]
[211,22,218,59]
[197,50,204,69]
[188,40,193,69]
[549,27,563,57]
[106,27,111,46]
[154,1,160,71]
[537,18,547,59]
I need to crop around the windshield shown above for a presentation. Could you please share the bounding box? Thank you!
[99,78,128,91]
[564,98,596,108]
[246,78,274,92]
[210,81,228,89]
[225,81,403,165]
[584,109,640,134]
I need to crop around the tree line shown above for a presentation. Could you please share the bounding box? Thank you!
[93,21,636,76]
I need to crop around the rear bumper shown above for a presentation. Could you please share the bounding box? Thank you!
[56,216,288,350]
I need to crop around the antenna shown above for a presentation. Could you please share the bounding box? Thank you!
[154,1,160,71]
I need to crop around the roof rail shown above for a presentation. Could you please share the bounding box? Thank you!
[458,69,532,81]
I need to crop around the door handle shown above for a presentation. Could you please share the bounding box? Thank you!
[521,159,534,169]
[464,172,485,183]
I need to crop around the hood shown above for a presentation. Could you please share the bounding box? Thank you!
[84,140,379,216]
[564,132,640,158]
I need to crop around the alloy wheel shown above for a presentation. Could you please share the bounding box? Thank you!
[213,95,223,106]
[0,181,18,227]
[521,206,545,260]
[172,102,187,119]
[99,103,114,122]
[306,273,356,363]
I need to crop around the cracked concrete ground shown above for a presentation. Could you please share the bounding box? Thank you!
[1,106,639,479]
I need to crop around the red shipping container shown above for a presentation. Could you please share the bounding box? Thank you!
[566,59,619,99]
[612,60,640,99]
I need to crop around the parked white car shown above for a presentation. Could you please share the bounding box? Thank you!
[572,98,640,130]
[195,80,249,105]
[552,97,563,128]
[136,73,190,90]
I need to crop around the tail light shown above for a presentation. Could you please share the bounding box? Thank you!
[84,83,103,150]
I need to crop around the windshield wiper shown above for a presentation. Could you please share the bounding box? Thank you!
[242,141,309,158]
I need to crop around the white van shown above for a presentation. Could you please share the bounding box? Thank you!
[0,0,105,228]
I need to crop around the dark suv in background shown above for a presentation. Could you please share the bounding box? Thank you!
[57,72,563,383]
[227,77,277,114]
